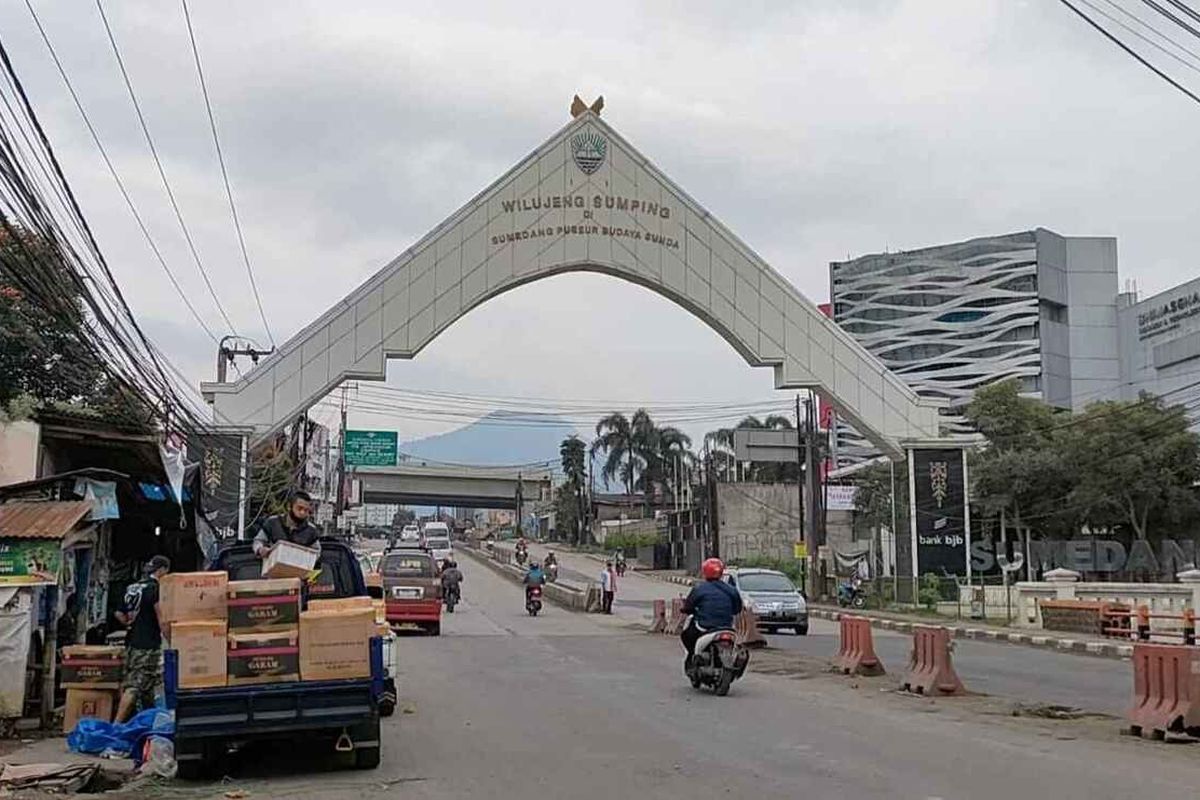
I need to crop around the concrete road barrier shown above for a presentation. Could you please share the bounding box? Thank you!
[666,598,687,635]
[833,615,886,676]
[1128,643,1200,740]
[902,626,965,696]
[735,610,767,649]
[649,599,667,633]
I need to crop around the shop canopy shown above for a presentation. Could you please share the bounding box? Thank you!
[0,500,91,539]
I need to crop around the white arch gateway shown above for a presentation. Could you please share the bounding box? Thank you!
[201,107,941,458]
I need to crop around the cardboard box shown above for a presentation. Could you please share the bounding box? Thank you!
[299,608,375,682]
[61,645,124,690]
[227,629,299,685]
[161,571,228,624]
[307,596,374,613]
[63,688,116,733]
[227,578,301,632]
[172,620,227,689]
[262,541,319,580]
[373,599,386,625]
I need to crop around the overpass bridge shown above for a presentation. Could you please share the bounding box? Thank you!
[353,463,553,510]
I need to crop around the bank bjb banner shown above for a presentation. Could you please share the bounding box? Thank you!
[911,448,967,577]
[188,434,244,538]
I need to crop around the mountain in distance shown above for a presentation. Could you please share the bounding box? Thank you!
[399,410,578,468]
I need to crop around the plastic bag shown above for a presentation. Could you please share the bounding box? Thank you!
[140,735,177,778]
[67,707,174,758]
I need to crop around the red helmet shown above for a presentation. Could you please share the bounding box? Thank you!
[701,558,725,581]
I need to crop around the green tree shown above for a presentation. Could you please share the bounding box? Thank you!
[0,227,149,425]
[1066,396,1200,540]
[593,412,639,494]
[852,459,909,544]
[559,435,587,543]
[553,483,579,545]
[964,379,1072,540]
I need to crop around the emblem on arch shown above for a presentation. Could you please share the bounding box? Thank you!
[570,131,607,175]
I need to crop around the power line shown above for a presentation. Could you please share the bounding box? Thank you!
[180,0,275,347]
[1091,0,1200,74]
[94,0,242,335]
[1164,0,1200,26]
[22,0,219,343]
[1057,0,1200,106]
[1140,0,1200,39]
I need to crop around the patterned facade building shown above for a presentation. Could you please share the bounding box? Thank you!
[830,229,1121,464]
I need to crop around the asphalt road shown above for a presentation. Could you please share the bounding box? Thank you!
[191,552,1200,800]
[528,545,1134,716]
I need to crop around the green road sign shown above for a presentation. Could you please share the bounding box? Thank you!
[344,429,398,467]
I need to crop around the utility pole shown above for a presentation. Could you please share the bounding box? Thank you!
[216,336,273,382]
[794,394,807,593]
[515,472,524,538]
[335,384,349,521]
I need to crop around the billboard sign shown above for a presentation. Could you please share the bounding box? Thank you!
[344,430,398,467]
[909,448,969,577]
[0,538,62,585]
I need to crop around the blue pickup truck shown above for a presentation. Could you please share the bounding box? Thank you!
[165,538,393,779]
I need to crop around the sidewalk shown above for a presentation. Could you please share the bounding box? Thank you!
[807,604,1135,660]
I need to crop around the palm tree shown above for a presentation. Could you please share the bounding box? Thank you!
[704,414,797,482]
[593,412,638,495]
[559,436,587,544]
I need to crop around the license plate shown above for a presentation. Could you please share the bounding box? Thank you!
[392,587,422,599]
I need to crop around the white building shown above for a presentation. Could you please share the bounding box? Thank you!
[830,229,1121,462]
[1118,278,1200,416]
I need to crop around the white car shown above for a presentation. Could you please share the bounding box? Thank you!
[424,536,453,565]
[399,524,421,541]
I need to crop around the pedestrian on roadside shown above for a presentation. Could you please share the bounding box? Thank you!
[114,555,170,722]
[600,561,616,614]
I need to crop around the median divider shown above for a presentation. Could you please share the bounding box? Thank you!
[1127,643,1200,740]
[902,625,965,696]
[458,548,588,611]
[833,615,885,676]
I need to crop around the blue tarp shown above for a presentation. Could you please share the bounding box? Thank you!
[66,707,173,760]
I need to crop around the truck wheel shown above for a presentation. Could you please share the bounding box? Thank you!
[355,746,381,769]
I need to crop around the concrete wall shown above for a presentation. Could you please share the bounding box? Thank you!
[716,482,800,561]
[0,421,39,487]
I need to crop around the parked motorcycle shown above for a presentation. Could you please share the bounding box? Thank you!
[837,578,867,609]
[526,585,543,616]
[685,627,749,696]
[444,584,460,613]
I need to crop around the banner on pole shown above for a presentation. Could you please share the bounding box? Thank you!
[910,448,968,577]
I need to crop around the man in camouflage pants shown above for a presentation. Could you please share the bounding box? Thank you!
[115,555,170,722]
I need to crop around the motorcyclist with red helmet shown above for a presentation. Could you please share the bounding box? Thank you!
[680,557,743,670]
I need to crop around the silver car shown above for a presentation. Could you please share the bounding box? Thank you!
[724,568,808,635]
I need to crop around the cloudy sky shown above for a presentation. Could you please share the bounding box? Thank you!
[2,0,1198,452]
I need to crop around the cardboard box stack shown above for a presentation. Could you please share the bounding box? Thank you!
[162,572,229,690]
[162,570,380,690]
[227,577,301,685]
[60,645,124,732]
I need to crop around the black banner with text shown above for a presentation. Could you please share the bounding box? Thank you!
[911,448,967,577]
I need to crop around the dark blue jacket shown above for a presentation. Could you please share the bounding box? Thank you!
[682,579,743,630]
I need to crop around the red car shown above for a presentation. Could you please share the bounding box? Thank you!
[381,550,442,636]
